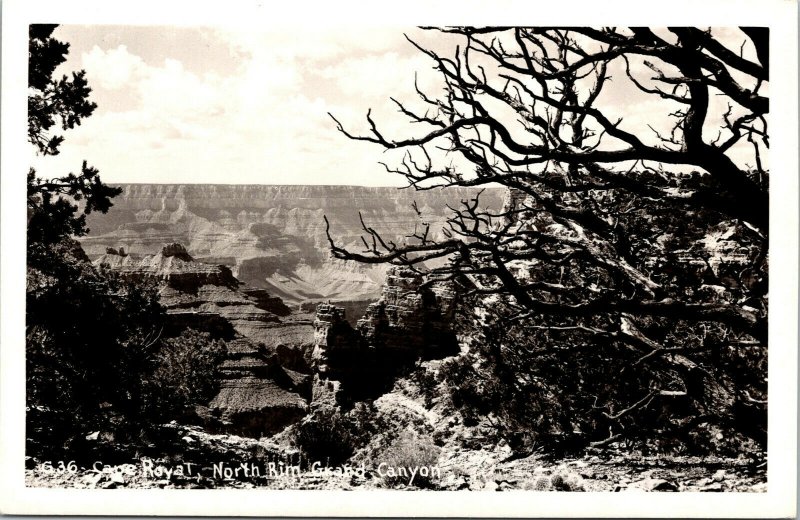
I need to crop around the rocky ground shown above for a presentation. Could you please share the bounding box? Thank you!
[25,423,766,491]
[437,449,766,492]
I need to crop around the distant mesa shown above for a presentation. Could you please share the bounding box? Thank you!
[95,242,240,293]
[81,184,505,305]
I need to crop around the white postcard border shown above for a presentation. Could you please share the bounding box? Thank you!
[1,0,797,517]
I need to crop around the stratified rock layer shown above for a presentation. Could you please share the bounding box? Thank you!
[95,244,293,341]
[81,184,504,304]
[96,244,312,437]
[311,266,459,407]
[356,267,458,356]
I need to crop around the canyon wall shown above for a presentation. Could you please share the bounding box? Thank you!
[311,266,459,407]
[96,244,314,437]
[82,184,504,305]
[97,245,460,435]
[86,184,496,435]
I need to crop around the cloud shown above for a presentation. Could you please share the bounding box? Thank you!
[137,58,230,118]
[31,27,429,186]
[81,45,144,90]
[214,26,407,62]
[319,51,437,100]
[35,51,391,185]
[32,26,765,186]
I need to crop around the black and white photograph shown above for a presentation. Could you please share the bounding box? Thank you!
[1,0,797,517]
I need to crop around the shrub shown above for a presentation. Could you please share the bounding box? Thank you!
[378,429,441,489]
[294,407,359,467]
[26,238,164,456]
[142,329,227,421]
[26,237,229,456]
[523,471,585,492]
[435,292,767,457]
[411,363,439,408]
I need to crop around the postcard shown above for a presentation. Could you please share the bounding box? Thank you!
[1,0,796,517]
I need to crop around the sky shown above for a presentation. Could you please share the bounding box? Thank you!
[29,26,764,186]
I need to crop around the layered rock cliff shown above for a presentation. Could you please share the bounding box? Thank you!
[82,184,504,305]
[311,266,459,407]
[97,242,464,436]
[95,244,314,437]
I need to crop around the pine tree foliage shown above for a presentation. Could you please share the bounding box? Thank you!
[25,25,226,457]
[27,24,121,243]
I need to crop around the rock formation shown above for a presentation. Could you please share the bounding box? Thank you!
[96,242,240,293]
[356,267,458,357]
[93,240,467,434]
[311,266,459,407]
[81,184,505,305]
[95,244,314,437]
[209,338,310,437]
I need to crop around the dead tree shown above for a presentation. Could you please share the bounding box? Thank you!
[326,27,768,448]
